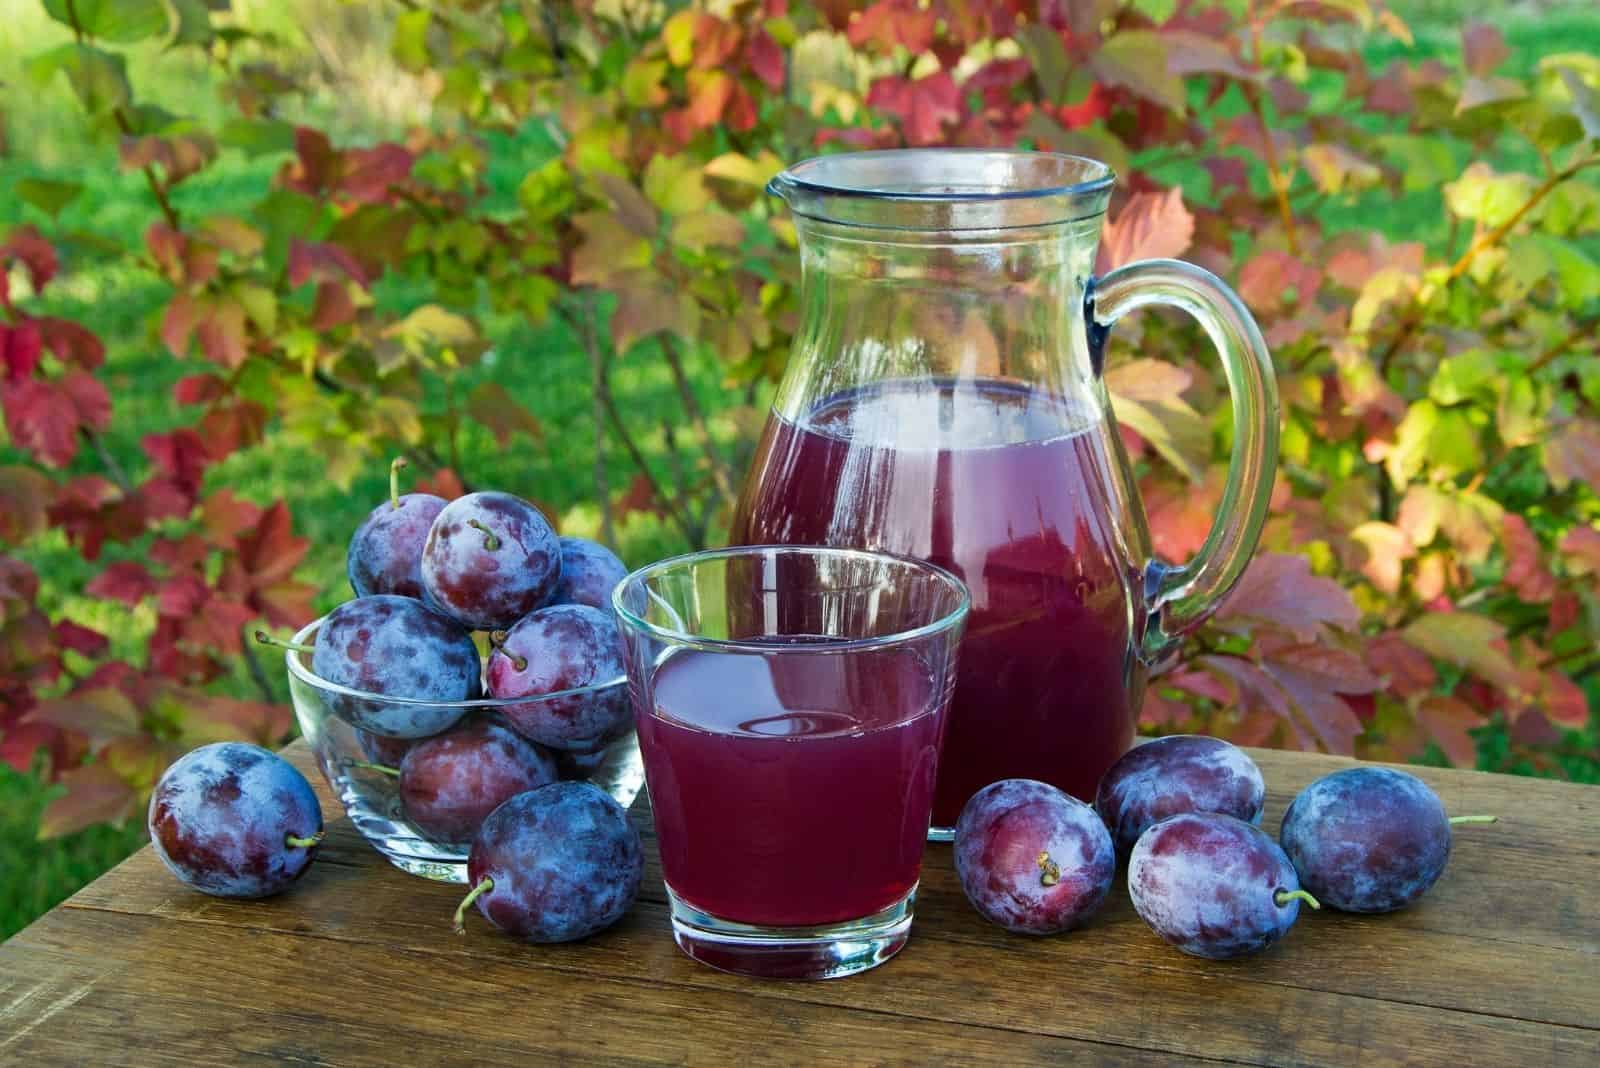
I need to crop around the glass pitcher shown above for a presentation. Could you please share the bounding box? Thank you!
[728,150,1279,837]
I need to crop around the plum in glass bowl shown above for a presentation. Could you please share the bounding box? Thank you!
[281,614,642,884]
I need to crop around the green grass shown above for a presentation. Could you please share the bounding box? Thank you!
[2,0,1598,938]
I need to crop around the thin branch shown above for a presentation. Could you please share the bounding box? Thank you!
[1376,152,1600,373]
[589,319,617,549]
[1243,8,1298,256]
[239,627,278,704]
[659,335,736,505]
[659,418,707,547]
[1526,320,1596,375]
[82,427,133,493]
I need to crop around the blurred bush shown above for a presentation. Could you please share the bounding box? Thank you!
[1,0,1597,836]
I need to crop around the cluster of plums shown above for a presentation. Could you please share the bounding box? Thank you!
[953,735,1494,959]
[149,461,644,944]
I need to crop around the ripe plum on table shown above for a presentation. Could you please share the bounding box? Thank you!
[1095,735,1266,856]
[487,604,628,750]
[1279,767,1493,913]
[421,491,560,630]
[347,458,446,600]
[455,783,643,943]
[1128,812,1317,959]
[953,779,1115,935]
[309,595,480,738]
[396,720,559,843]
[148,742,324,898]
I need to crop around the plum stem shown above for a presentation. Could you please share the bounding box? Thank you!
[454,877,494,934]
[489,629,527,672]
[254,630,313,654]
[285,832,325,849]
[348,761,400,778]
[1036,850,1061,887]
[390,456,408,510]
[1275,888,1321,910]
[1449,814,1497,825]
[466,518,500,551]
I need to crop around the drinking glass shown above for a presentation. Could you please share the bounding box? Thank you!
[613,546,968,979]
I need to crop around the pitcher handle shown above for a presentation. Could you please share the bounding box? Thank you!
[1087,258,1280,666]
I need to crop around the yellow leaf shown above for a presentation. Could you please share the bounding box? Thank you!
[662,10,695,67]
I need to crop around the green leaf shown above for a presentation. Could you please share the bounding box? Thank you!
[43,0,169,43]
[670,211,745,252]
[1556,67,1600,140]
[13,178,83,217]
[1497,376,1546,448]
[167,0,212,47]
[1374,135,1458,193]
[1017,23,1071,103]
[1386,400,1484,487]
[1428,350,1498,406]
[27,43,132,118]
[1092,31,1186,113]
[468,382,543,446]
[1509,233,1600,307]
[231,281,277,335]
[392,9,431,72]
[1402,612,1524,695]
[1443,163,1536,227]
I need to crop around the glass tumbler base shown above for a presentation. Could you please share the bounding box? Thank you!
[666,885,916,980]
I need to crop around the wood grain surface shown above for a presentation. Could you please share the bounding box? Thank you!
[3,743,1596,1066]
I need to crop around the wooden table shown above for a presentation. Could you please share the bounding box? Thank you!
[2,743,1596,1066]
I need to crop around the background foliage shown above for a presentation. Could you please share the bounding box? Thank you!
[2,0,1597,934]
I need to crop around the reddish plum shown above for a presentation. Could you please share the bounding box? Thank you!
[347,458,447,600]
[1096,735,1266,856]
[486,604,628,750]
[1279,767,1490,913]
[455,782,643,943]
[1128,812,1316,959]
[398,720,559,843]
[551,536,628,610]
[421,491,560,630]
[148,742,324,898]
[310,595,479,737]
[358,728,415,767]
[953,779,1115,935]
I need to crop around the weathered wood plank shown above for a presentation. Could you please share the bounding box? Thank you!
[0,912,1212,1067]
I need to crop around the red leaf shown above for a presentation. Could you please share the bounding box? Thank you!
[0,465,52,543]
[87,561,158,605]
[1415,695,1481,767]
[690,14,743,70]
[744,29,785,92]
[288,239,370,288]
[1143,469,1222,562]
[219,500,315,628]
[310,281,356,330]
[867,71,963,146]
[143,428,210,500]
[1096,188,1195,273]
[849,0,937,56]
[199,400,266,460]
[1258,645,1369,755]
[158,572,209,619]
[1216,553,1362,641]
[467,382,544,447]
[0,371,110,468]
[1538,671,1589,729]
[1500,514,1555,603]
[339,144,413,204]
[1058,82,1112,129]
[1,226,58,293]
[27,687,141,744]
[201,489,263,549]
[0,721,74,777]
[1,320,43,383]
[1559,525,1600,576]
[1365,631,1437,698]
[0,553,40,607]
[174,690,291,747]
[1203,157,1251,195]
[1139,688,1194,728]
[964,57,1033,106]
[414,468,465,500]
[38,762,139,838]
[146,222,218,287]
[47,476,135,560]
[174,373,225,405]
[54,620,108,658]
[1462,23,1509,77]
[1237,250,1323,314]
[284,126,338,195]
[616,473,660,519]
[150,534,210,570]
[194,297,249,369]
[35,317,104,371]
[161,292,200,358]
[1164,667,1233,705]
[725,81,758,133]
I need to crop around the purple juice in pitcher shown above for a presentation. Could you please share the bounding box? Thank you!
[640,643,945,927]
[730,377,1140,826]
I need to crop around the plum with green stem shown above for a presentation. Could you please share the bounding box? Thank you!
[347,457,447,600]
[421,491,561,630]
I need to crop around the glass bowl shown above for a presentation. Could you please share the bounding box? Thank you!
[282,615,644,883]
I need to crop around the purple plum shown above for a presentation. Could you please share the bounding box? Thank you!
[148,742,323,898]
[1096,735,1266,856]
[551,536,628,611]
[486,604,628,751]
[347,458,447,600]
[398,720,559,843]
[421,491,560,630]
[954,779,1115,935]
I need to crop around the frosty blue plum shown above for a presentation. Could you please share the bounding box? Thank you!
[148,742,323,898]
[309,595,479,738]
[347,458,447,600]
[1096,735,1266,856]
[454,783,643,943]
[551,536,628,610]
[1129,812,1317,959]
[421,491,560,630]
[1279,767,1492,913]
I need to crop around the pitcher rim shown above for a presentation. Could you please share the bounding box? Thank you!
[768,148,1116,205]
